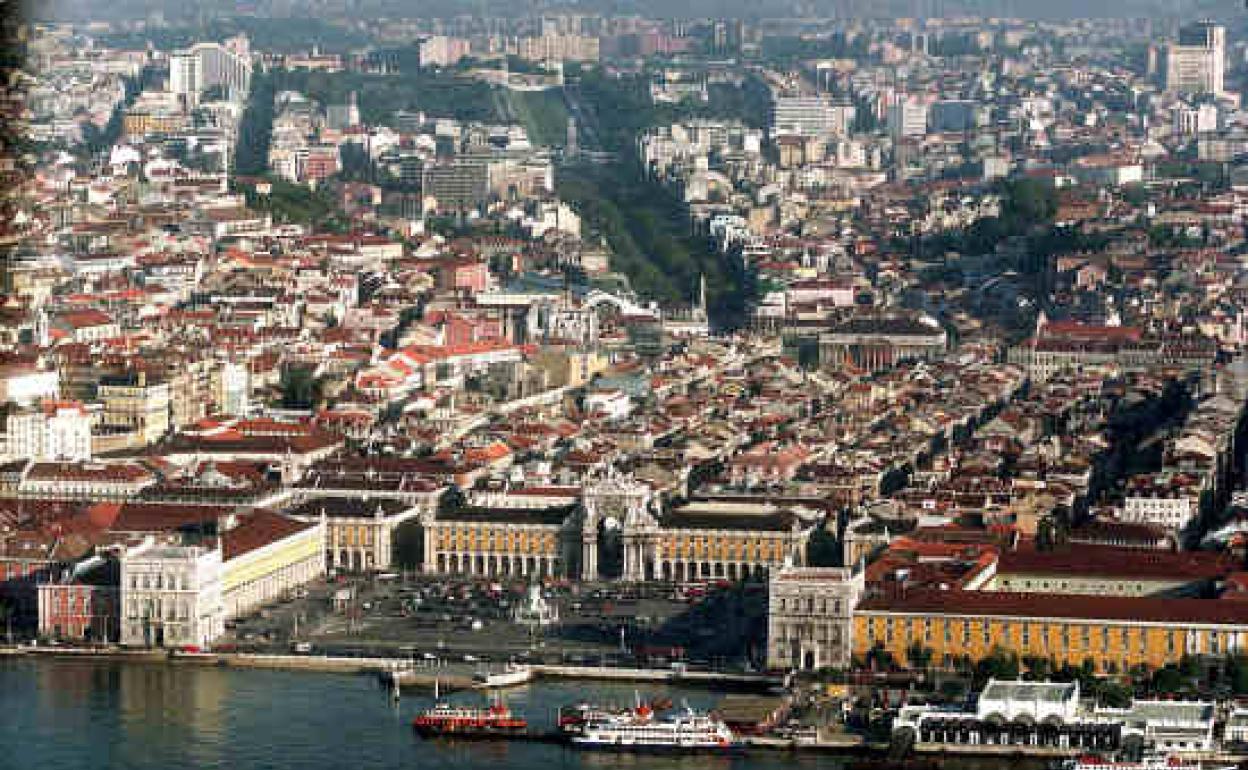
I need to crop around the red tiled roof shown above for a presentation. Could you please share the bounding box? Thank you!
[109,503,230,533]
[997,543,1231,581]
[222,511,315,561]
[859,587,1248,625]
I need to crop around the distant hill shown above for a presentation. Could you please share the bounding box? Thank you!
[31,0,1248,22]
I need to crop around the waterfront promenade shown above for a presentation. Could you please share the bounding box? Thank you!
[9,644,781,689]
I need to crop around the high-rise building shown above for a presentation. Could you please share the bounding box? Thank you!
[169,39,253,104]
[169,51,201,98]
[888,95,930,140]
[929,99,978,133]
[770,95,854,138]
[418,36,472,68]
[1174,102,1220,135]
[516,33,600,62]
[1163,21,1225,95]
[421,157,491,211]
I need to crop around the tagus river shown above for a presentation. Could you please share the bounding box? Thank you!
[0,657,1023,770]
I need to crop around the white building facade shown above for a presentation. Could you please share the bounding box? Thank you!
[7,403,93,461]
[120,541,224,649]
[767,565,865,671]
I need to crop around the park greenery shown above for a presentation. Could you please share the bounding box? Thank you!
[268,67,499,126]
[554,69,772,329]
[240,178,351,231]
[279,366,324,410]
[233,70,276,176]
[573,67,772,151]
[97,17,370,54]
[557,162,753,329]
[491,88,570,147]
[227,60,765,325]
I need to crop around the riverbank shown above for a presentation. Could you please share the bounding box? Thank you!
[913,743,1248,764]
[12,645,782,689]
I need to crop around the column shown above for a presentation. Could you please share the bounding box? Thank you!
[422,528,435,573]
[581,535,597,581]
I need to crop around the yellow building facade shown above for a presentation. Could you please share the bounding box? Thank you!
[221,514,325,620]
[424,514,566,578]
[853,604,1248,673]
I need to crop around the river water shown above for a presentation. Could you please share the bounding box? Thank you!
[0,657,857,770]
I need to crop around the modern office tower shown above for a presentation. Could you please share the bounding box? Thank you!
[1163,21,1225,95]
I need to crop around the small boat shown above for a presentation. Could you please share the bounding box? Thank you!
[1060,754,1236,770]
[472,664,533,689]
[411,701,528,739]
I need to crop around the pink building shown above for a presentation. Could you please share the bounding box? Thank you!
[37,556,120,642]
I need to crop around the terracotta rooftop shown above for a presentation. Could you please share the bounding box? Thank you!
[859,587,1248,626]
[997,543,1232,582]
[223,511,315,561]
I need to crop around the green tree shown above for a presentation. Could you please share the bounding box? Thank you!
[976,647,1021,682]
[1023,655,1050,679]
[234,72,276,177]
[999,178,1058,230]
[866,644,896,671]
[805,524,840,567]
[1152,665,1184,694]
[0,600,12,644]
[1089,679,1133,708]
[1230,656,1248,695]
[907,643,934,671]
[279,367,321,409]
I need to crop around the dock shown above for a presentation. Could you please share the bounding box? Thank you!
[389,662,779,692]
[9,647,782,691]
[530,664,780,689]
[385,668,476,692]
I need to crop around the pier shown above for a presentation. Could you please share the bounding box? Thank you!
[530,664,780,689]
[10,646,779,691]
[385,662,780,691]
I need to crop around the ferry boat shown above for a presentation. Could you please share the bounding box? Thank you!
[1059,754,1236,770]
[411,701,528,739]
[557,697,676,735]
[569,704,743,753]
[558,703,624,734]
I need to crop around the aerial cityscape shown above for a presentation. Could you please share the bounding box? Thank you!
[10,0,1248,768]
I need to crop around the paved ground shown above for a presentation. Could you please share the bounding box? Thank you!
[219,574,768,671]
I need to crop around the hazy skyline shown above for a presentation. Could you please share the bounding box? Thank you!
[24,0,1248,22]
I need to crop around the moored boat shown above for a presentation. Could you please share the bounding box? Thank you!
[1060,754,1236,770]
[472,664,533,689]
[558,702,625,734]
[557,695,675,736]
[569,703,743,753]
[411,701,528,739]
